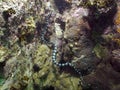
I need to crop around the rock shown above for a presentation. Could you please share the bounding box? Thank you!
[0,15,5,27]
[0,46,9,63]
[81,0,116,13]
[62,6,100,75]
[111,49,120,72]
[114,2,120,31]
[0,0,28,15]
[93,44,110,59]
[0,0,120,90]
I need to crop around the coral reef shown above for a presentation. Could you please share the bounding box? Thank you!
[113,2,120,47]
[0,0,120,90]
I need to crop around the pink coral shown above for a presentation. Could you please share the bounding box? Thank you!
[71,7,89,18]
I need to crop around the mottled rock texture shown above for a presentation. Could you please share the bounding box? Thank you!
[0,0,120,90]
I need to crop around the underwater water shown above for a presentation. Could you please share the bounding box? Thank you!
[0,0,120,90]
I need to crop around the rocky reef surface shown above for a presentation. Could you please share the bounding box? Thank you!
[0,0,120,90]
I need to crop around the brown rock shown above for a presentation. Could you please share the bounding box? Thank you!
[111,49,120,72]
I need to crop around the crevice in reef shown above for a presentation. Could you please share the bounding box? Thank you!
[54,0,71,14]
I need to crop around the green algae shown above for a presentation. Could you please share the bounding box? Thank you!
[33,44,81,90]
[0,46,9,62]
[93,44,109,59]
[81,0,114,8]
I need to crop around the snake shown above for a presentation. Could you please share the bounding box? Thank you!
[39,10,91,89]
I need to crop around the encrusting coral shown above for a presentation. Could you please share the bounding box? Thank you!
[0,0,82,90]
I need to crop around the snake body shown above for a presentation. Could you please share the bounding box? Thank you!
[39,11,89,88]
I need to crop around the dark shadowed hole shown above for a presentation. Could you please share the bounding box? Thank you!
[55,18,66,30]
[43,86,54,90]
[0,61,6,80]
[33,64,40,72]
[54,0,71,14]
